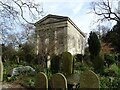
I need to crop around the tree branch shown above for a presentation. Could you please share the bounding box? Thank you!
[91,0,120,23]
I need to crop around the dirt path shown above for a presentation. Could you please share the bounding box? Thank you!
[0,82,27,90]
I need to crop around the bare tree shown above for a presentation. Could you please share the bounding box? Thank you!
[90,0,120,23]
[93,25,110,38]
[36,24,67,68]
[0,0,44,45]
[0,0,44,24]
[90,0,120,53]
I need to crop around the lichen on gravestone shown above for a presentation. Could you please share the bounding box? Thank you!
[51,73,67,89]
[80,70,100,89]
[62,52,73,76]
[35,72,48,89]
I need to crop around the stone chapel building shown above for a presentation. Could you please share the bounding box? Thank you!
[34,14,86,56]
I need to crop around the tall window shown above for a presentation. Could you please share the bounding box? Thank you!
[57,27,64,45]
[78,39,81,49]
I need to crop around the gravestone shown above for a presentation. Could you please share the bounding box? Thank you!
[62,52,73,76]
[35,72,48,89]
[80,70,100,89]
[0,44,3,82]
[51,73,67,89]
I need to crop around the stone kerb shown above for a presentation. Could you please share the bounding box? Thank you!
[51,73,67,89]
[80,70,100,89]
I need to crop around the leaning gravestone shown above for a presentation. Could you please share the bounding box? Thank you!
[35,72,48,89]
[51,73,67,89]
[80,70,100,89]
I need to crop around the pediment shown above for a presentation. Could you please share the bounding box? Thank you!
[40,17,61,24]
[35,14,86,37]
[35,14,68,25]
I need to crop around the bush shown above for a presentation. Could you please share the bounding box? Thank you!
[111,77,120,88]
[50,54,60,74]
[103,63,120,77]
[93,55,104,74]
[109,63,120,77]
[74,62,90,71]
[100,76,120,88]
[74,54,83,62]
[104,54,115,67]
[23,78,34,88]
[100,76,112,88]
[82,54,92,66]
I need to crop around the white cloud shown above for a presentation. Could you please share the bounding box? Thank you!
[36,0,109,35]
[74,13,95,33]
[73,3,84,15]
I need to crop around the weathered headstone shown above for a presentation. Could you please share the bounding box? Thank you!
[51,73,67,89]
[35,72,48,89]
[62,52,73,76]
[0,44,3,82]
[80,70,100,89]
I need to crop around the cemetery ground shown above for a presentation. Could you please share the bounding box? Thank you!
[1,52,120,89]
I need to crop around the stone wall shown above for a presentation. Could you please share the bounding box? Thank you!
[67,21,85,55]
[36,21,67,55]
[35,15,86,56]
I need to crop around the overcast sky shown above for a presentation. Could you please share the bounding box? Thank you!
[41,0,94,35]
[32,0,118,36]
[1,0,118,39]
